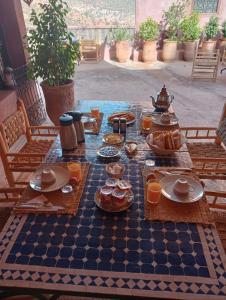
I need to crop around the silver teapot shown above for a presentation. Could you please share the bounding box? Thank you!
[150,85,174,112]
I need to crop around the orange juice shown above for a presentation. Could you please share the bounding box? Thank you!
[91,107,100,119]
[67,162,82,182]
[141,116,152,130]
[146,181,161,204]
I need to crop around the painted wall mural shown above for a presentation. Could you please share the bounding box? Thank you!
[22,0,136,29]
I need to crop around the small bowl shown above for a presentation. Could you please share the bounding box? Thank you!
[161,113,171,124]
[106,163,125,179]
[173,178,189,194]
[40,168,56,185]
[125,141,138,155]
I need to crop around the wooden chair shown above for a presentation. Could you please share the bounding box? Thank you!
[0,99,59,187]
[80,39,100,61]
[181,102,226,159]
[205,190,226,252]
[191,47,220,81]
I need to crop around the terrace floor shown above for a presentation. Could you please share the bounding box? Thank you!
[75,59,226,127]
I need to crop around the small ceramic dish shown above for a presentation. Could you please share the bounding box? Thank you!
[97,146,120,158]
[106,163,125,179]
[125,141,138,155]
[103,133,124,145]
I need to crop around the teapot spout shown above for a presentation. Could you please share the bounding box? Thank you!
[150,96,156,107]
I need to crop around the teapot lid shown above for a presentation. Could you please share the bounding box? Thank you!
[159,84,169,96]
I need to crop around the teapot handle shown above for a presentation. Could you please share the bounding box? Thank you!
[150,96,156,106]
[169,95,174,104]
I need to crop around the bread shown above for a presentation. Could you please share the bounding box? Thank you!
[153,131,182,150]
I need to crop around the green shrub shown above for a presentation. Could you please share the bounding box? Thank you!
[111,28,132,41]
[222,20,226,38]
[139,17,159,41]
[180,13,201,41]
[27,0,80,87]
[204,16,219,40]
[163,0,189,41]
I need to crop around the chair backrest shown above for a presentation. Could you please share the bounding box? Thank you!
[216,102,226,146]
[0,99,31,151]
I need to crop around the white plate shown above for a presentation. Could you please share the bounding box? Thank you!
[152,114,178,126]
[160,175,204,203]
[30,166,70,193]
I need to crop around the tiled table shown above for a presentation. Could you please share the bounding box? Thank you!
[0,100,226,299]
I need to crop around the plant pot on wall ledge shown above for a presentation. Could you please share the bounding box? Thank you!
[41,80,75,125]
[143,41,157,63]
[162,40,177,62]
[115,41,130,63]
[183,41,197,61]
[201,40,216,52]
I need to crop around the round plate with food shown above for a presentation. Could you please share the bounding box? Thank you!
[97,146,120,158]
[94,189,133,213]
[108,112,136,125]
[103,133,124,145]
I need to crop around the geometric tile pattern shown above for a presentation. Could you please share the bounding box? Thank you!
[0,101,225,298]
[0,162,225,298]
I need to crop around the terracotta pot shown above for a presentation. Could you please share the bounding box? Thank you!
[115,41,130,63]
[220,38,226,48]
[201,40,216,52]
[162,40,177,62]
[142,40,157,63]
[183,41,197,61]
[41,80,75,125]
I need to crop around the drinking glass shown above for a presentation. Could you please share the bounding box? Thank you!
[141,110,152,130]
[91,107,100,119]
[146,179,161,205]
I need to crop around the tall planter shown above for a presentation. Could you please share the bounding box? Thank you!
[143,41,157,63]
[201,40,216,52]
[184,41,197,61]
[41,80,75,125]
[162,40,177,62]
[115,41,130,63]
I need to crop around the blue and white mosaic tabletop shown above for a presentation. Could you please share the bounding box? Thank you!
[0,101,225,299]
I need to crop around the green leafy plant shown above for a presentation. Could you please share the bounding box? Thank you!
[180,13,201,41]
[139,17,159,41]
[204,16,219,40]
[27,0,80,86]
[162,0,189,41]
[222,20,226,38]
[111,28,132,41]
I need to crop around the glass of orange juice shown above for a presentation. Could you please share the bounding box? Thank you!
[91,107,100,119]
[67,162,82,182]
[141,110,152,130]
[146,180,161,205]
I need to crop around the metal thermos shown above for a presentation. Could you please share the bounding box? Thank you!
[59,114,78,151]
[67,111,85,143]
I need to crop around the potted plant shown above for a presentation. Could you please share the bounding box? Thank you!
[161,0,188,62]
[139,18,159,63]
[180,12,201,61]
[202,16,219,52]
[220,20,226,47]
[27,0,80,125]
[112,28,132,63]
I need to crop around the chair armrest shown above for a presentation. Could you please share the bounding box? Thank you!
[180,127,217,139]
[192,157,226,179]
[29,126,60,137]
[205,190,226,210]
